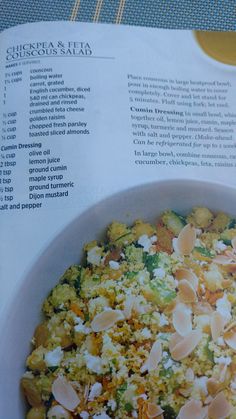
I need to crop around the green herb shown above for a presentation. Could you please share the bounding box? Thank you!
[116,382,127,405]
[143,253,159,273]
[47,366,58,373]
[126,271,138,280]
[228,219,236,229]
[204,337,214,362]
[124,403,133,413]
[194,246,213,258]
[84,313,90,322]
[159,366,173,378]
[162,405,177,419]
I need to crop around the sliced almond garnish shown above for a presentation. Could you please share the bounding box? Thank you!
[177,399,207,419]
[207,378,222,396]
[141,340,162,373]
[192,301,213,315]
[224,327,236,351]
[169,332,183,352]
[91,309,124,332]
[208,391,232,419]
[52,376,80,411]
[178,279,198,303]
[175,268,199,290]
[224,320,236,333]
[175,224,196,256]
[213,255,232,265]
[147,403,164,418]
[210,312,224,341]
[123,295,136,319]
[173,303,192,337]
[47,405,71,419]
[170,329,202,361]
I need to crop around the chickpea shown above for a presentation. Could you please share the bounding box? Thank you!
[21,378,42,407]
[34,323,49,347]
[26,406,46,419]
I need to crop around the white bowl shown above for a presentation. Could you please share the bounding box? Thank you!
[1,179,236,417]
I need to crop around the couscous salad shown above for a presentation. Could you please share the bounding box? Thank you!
[21,207,236,419]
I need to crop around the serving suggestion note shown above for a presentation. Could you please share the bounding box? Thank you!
[1,23,236,214]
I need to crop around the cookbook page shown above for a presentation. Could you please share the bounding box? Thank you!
[0,21,236,316]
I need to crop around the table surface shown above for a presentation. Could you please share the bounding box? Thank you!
[1,0,236,32]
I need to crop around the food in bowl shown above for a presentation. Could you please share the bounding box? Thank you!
[21,207,236,418]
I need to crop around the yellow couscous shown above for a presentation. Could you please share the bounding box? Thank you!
[21,207,236,419]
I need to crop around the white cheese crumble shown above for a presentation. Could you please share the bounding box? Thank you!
[213,240,227,253]
[214,356,232,365]
[140,327,152,339]
[80,412,89,419]
[44,346,63,367]
[74,317,91,335]
[216,294,232,325]
[88,382,103,401]
[87,246,103,266]
[132,411,138,418]
[84,352,107,374]
[164,358,173,369]
[159,313,169,327]
[217,337,225,346]
[150,235,157,243]
[109,260,120,270]
[194,376,208,396]
[93,414,111,419]
[107,399,117,411]
[138,235,152,252]
[153,267,165,279]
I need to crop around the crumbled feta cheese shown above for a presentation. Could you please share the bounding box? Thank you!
[138,235,152,252]
[132,411,138,418]
[217,337,225,346]
[140,327,152,339]
[137,270,149,285]
[216,294,232,325]
[74,317,91,334]
[107,399,117,411]
[84,352,107,374]
[164,358,173,369]
[159,313,169,327]
[150,235,157,243]
[185,368,194,382]
[93,414,111,419]
[44,346,63,367]
[194,376,208,396]
[88,382,103,401]
[87,246,103,266]
[153,267,165,279]
[109,260,120,270]
[195,228,202,236]
[214,356,231,365]
[80,412,89,419]
[213,240,227,253]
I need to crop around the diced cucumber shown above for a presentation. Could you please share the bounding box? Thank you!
[161,210,186,236]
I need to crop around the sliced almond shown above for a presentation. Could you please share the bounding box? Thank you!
[192,301,213,315]
[208,391,232,419]
[123,295,136,319]
[179,388,192,397]
[52,376,80,411]
[219,364,228,383]
[178,279,198,303]
[170,329,202,361]
[207,378,222,396]
[177,399,207,419]
[91,309,124,332]
[224,320,236,333]
[147,403,163,418]
[210,312,224,342]
[175,224,196,256]
[175,268,199,290]
[141,340,162,373]
[224,327,236,351]
[213,255,232,265]
[169,332,183,353]
[173,303,192,337]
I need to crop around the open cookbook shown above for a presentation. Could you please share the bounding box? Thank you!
[1,21,236,419]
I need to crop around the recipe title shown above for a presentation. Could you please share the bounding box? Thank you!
[6,41,92,61]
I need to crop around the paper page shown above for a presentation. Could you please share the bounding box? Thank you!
[0,22,236,317]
